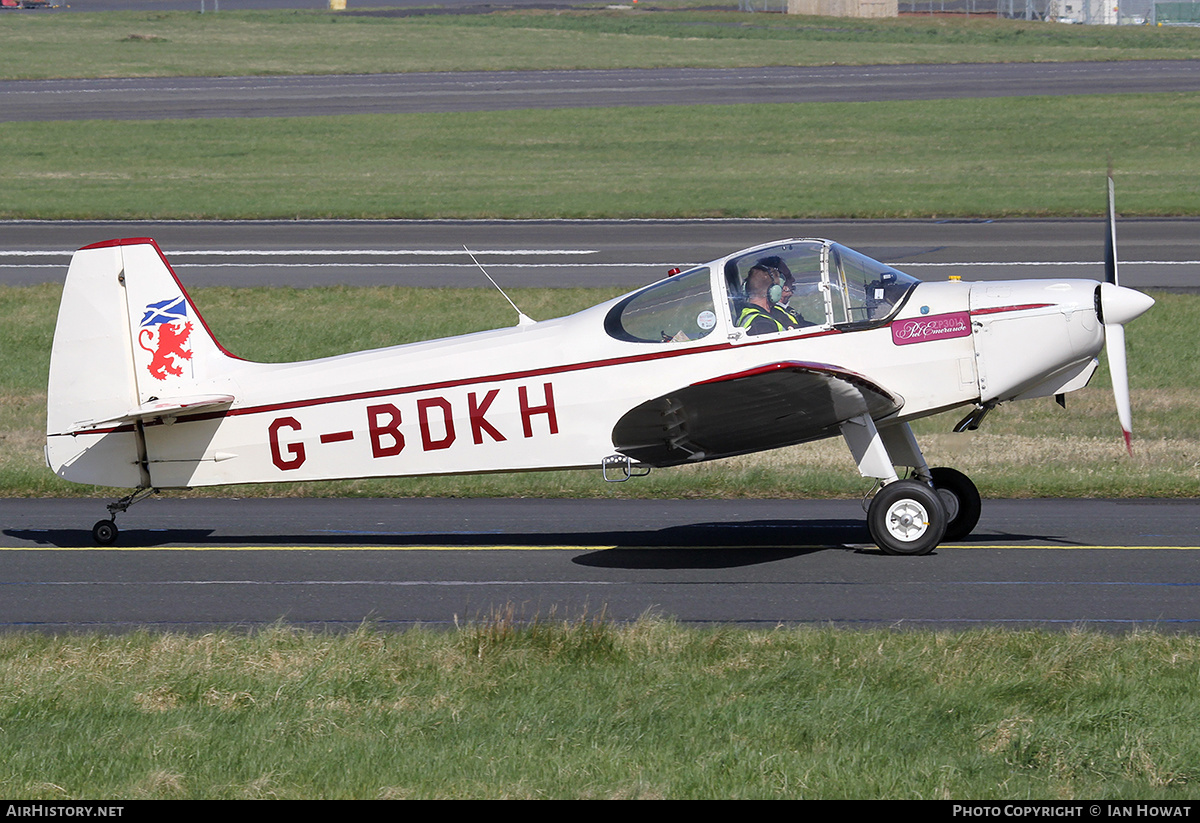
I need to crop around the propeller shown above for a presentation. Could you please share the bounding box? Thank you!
[1099,173,1155,455]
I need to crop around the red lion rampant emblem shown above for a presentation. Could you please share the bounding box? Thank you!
[139,320,193,381]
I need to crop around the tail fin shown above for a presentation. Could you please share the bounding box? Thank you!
[46,238,238,486]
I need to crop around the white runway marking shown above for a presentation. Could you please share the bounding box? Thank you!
[899,261,1200,268]
[0,248,600,258]
[4,249,1195,272]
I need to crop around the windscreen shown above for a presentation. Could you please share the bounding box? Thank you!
[828,244,919,326]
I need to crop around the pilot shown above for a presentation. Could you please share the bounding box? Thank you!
[755,255,809,330]
[737,265,788,335]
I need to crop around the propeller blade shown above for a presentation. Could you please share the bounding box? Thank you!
[1105,173,1119,286]
[1099,174,1154,456]
[1105,171,1130,453]
[1104,321,1133,456]
[1098,285,1154,456]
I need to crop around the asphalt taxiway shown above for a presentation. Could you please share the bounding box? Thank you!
[3,218,1198,289]
[3,498,1199,630]
[5,61,1200,122]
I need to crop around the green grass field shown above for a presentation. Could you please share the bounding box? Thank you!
[3,622,1200,799]
[5,94,1200,219]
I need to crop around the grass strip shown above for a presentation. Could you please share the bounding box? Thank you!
[1,620,1199,799]
[4,94,1200,219]
[3,284,1194,499]
[2,9,1199,80]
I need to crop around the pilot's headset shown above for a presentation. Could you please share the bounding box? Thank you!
[764,267,783,304]
[752,258,785,304]
[745,264,782,304]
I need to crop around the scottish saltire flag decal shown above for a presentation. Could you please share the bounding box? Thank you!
[137,297,193,381]
[140,296,188,328]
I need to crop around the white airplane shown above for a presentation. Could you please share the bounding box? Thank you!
[45,180,1154,554]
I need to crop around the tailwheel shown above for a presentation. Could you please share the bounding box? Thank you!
[92,519,119,546]
[91,487,156,547]
[929,467,981,542]
[867,479,946,556]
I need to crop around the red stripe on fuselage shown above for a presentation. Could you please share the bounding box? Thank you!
[52,325,847,438]
[969,303,1054,316]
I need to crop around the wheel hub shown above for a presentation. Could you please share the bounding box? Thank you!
[885,500,929,542]
[936,489,961,521]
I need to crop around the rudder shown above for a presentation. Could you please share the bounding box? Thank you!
[46,238,237,486]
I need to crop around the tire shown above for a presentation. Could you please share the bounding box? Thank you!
[92,519,118,546]
[867,479,946,556]
[930,467,981,542]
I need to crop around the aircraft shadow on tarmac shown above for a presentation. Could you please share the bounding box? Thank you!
[3,519,1059,567]
[7,519,867,550]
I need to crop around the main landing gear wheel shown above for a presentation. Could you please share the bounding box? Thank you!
[929,467,981,542]
[931,467,979,544]
[867,479,947,556]
[92,519,118,546]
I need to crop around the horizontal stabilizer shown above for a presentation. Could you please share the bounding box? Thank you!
[73,394,236,431]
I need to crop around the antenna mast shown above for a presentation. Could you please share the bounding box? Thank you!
[463,246,535,327]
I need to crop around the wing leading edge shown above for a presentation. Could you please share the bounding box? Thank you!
[612,361,903,467]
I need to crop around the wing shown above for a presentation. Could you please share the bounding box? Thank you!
[612,361,903,466]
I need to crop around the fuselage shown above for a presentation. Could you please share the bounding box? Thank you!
[45,238,1112,490]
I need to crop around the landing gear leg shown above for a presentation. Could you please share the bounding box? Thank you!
[841,417,953,556]
[91,487,157,546]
